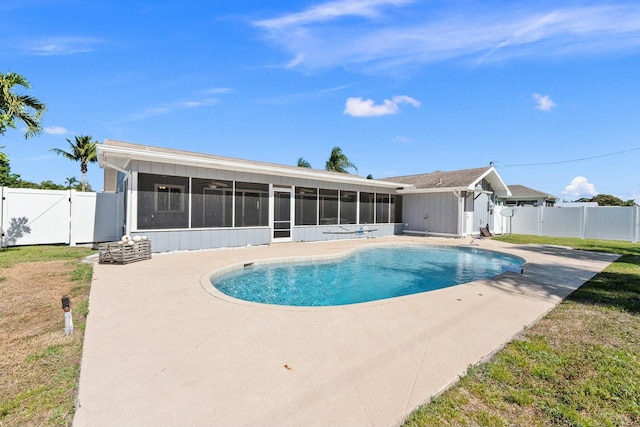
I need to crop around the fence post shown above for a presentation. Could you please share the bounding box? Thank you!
[582,206,587,239]
[538,206,544,236]
[68,190,76,246]
[0,187,5,248]
[635,206,639,243]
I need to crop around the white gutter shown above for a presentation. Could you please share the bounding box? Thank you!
[454,190,464,237]
[397,186,471,195]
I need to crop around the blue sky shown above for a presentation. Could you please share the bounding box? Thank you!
[3,0,640,201]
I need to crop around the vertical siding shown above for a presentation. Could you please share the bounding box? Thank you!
[130,223,398,253]
[130,228,272,252]
[403,193,458,235]
[94,192,123,242]
[292,223,394,243]
[474,193,490,231]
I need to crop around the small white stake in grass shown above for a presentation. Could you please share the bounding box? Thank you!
[61,296,74,335]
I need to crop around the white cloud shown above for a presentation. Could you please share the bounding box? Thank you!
[24,37,102,56]
[393,135,412,143]
[344,95,420,117]
[319,84,352,94]
[204,88,234,94]
[561,176,598,198]
[533,93,556,111]
[257,84,352,105]
[127,98,218,122]
[253,2,640,73]
[392,95,421,108]
[44,126,69,135]
[255,0,415,29]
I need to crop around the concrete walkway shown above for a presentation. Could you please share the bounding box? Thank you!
[73,236,619,427]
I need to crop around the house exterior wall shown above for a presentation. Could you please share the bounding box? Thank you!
[123,160,405,251]
[474,192,493,232]
[402,192,458,235]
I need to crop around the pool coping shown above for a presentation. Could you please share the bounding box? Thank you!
[74,236,620,427]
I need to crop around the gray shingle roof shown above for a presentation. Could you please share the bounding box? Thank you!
[505,184,557,199]
[384,167,492,189]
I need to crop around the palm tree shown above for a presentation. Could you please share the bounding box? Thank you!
[50,135,98,192]
[297,157,311,168]
[0,72,46,138]
[64,176,80,190]
[325,146,357,173]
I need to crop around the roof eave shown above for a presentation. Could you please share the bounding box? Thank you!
[397,186,470,194]
[476,167,511,197]
[97,144,412,189]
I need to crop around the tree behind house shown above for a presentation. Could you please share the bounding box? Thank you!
[297,157,311,168]
[576,194,636,206]
[50,135,98,192]
[0,150,22,186]
[325,147,357,173]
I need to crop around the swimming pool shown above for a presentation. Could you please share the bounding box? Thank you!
[211,245,524,307]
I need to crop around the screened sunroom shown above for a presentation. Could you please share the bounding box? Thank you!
[99,140,410,252]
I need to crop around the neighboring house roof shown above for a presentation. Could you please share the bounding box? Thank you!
[385,166,511,196]
[502,184,558,200]
[98,139,413,189]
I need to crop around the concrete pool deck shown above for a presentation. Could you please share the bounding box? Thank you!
[73,236,619,427]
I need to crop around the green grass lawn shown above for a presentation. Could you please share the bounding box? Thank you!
[0,245,96,268]
[3,238,639,426]
[403,235,640,427]
[0,245,95,426]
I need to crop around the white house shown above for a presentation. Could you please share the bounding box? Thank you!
[386,167,510,236]
[98,140,512,251]
[498,184,558,207]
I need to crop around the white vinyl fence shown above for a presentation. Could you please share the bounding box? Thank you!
[1,187,123,247]
[494,205,640,242]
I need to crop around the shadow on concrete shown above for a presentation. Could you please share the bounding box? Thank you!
[510,244,621,263]
[487,246,639,314]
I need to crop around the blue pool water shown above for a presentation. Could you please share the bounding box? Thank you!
[212,245,524,307]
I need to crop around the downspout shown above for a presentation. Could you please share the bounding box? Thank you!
[454,190,464,237]
[101,159,132,237]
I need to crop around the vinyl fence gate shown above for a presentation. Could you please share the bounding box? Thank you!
[1,187,123,247]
